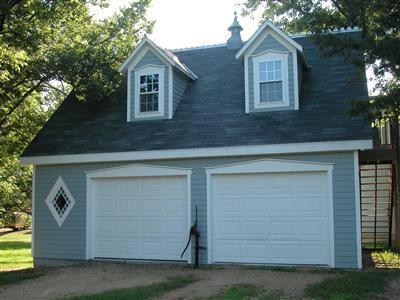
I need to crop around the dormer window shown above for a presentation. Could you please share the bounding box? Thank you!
[252,51,289,109]
[259,60,283,102]
[140,74,159,112]
[134,65,165,119]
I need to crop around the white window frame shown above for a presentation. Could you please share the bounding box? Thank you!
[252,51,290,109]
[134,65,165,119]
[44,176,76,227]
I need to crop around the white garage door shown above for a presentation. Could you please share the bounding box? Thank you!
[211,171,331,265]
[93,176,188,261]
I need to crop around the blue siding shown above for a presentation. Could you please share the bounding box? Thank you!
[248,34,295,112]
[173,70,189,113]
[34,151,358,267]
[130,50,169,121]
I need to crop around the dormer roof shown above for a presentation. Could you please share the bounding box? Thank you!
[119,35,198,80]
[235,19,308,67]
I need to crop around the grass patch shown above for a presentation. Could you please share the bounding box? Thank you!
[305,270,400,299]
[372,250,400,268]
[70,275,197,300]
[0,230,33,271]
[206,284,283,300]
[0,268,44,286]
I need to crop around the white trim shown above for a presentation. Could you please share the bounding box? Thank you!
[244,53,250,113]
[85,163,192,177]
[119,36,197,80]
[127,65,131,122]
[31,166,35,257]
[168,66,173,119]
[20,140,373,165]
[206,158,335,267]
[252,51,290,109]
[236,19,303,59]
[134,65,165,119]
[327,167,335,267]
[133,64,166,71]
[293,50,300,110]
[354,150,362,269]
[85,163,192,263]
[44,176,76,227]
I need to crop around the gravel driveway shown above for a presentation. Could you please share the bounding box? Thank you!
[0,262,335,299]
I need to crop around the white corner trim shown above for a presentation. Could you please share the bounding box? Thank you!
[31,166,35,257]
[85,163,192,263]
[44,176,76,227]
[206,158,335,267]
[327,167,335,267]
[236,19,303,59]
[252,51,290,109]
[293,50,300,110]
[354,150,362,269]
[20,140,373,166]
[127,66,131,122]
[169,66,173,119]
[134,65,165,119]
[244,53,250,113]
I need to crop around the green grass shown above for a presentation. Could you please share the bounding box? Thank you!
[0,230,33,271]
[372,250,400,268]
[305,270,400,299]
[0,268,44,286]
[70,275,197,300]
[0,230,44,286]
[205,284,283,300]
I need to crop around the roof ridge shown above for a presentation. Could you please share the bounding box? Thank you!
[171,27,361,52]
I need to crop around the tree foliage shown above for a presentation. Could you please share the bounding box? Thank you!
[0,0,153,224]
[242,0,400,121]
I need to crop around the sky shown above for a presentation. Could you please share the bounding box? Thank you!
[91,0,263,49]
[91,0,376,94]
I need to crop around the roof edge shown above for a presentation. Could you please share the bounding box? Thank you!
[20,139,372,166]
[119,36,198,80]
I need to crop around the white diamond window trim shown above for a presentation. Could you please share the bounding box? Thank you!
[45,177,76,226]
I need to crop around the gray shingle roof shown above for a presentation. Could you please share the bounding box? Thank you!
[22,34,372,157]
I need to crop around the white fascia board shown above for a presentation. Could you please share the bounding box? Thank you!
[20,139,373,166]
[236,19,303,59]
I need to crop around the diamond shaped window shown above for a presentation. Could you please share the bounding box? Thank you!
[45,177,76,226]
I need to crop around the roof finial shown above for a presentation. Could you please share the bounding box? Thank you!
[227,11,243,50]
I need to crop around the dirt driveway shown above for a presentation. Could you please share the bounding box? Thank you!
[0,262,334,299]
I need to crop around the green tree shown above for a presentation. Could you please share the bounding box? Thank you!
[0,0,153,224]
[242,0,400,249]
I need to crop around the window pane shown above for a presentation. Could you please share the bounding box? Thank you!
[260,71,267,81]
[140,93,159,112]
[275,70,282,81]
[266,61,274,70]
[153,83,159,91]
[140,76,146,84]
[260,81,283,103]
[275,60,282,70]
[153,74,159,82]
[259,62,267,73]
[267,71,274,81]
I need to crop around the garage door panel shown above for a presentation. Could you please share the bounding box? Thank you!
[212,172,331,265]
[94,176,187,261]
